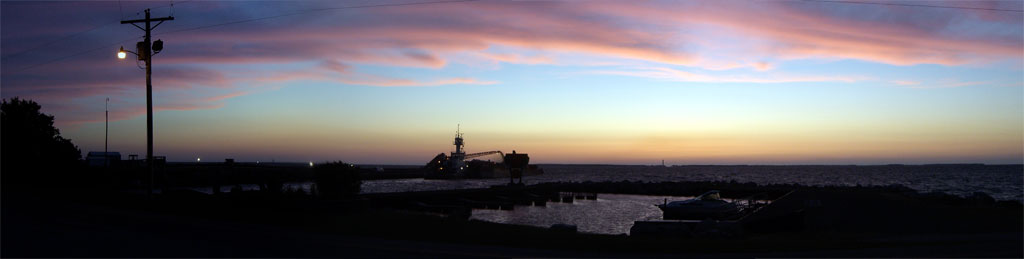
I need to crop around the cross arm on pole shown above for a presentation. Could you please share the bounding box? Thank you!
[120,16,174,24]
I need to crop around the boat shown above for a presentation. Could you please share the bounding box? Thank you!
[657,190,740,220]
[423,126,542,180]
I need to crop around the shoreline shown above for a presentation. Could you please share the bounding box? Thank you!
[4,179,1021,257]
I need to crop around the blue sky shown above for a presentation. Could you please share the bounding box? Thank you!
[2,0,1021,164]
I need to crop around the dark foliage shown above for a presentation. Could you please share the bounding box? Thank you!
[313,161,361,199]
[1,98,83,188]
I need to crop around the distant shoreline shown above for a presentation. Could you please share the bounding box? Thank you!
[163,162,1023,167]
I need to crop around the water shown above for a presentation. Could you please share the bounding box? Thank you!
[360,164,1023,202]
[470,193,680,235]
[179,164,1022,235]
[185,164,1022,202]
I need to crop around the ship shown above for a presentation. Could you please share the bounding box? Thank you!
[423,126,543,181]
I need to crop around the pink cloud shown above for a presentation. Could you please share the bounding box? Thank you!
[476,52,555,65]
[3,0,1021,129]
[165,1,1017,69]
[595,66,860,84]
[58,97,228,127]
[136,1,696,68]
[583,1,1021,66]
[321,60,351,74]
[907,80,990,89]
[751,61,774,71]
[891,80,920,86]
[244,68,497,87]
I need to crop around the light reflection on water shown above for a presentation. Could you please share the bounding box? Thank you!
[182,165,1023,202]
[470,193,688,235]
[364,165,1024,202]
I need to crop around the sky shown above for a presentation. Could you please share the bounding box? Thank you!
[1,0,1022,165]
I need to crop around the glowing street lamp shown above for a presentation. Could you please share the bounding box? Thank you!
[117,46,128,59]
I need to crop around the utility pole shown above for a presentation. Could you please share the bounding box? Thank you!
[105,97,109,168]
[121,9,173,197]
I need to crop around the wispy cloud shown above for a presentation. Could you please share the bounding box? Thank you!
[594,66,860,84]
[1,0,1020,127]
[581,1,1021,66]
[891,80,921,86]
[906,80,990,89]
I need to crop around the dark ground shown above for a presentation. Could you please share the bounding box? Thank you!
[3,183,1022,258]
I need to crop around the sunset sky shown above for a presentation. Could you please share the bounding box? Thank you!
[2,0,1021,164]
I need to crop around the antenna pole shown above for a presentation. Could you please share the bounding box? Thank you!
[105,98,109,168]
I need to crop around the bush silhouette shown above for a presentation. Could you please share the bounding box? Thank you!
[313,161,361,199]
[1,98,82,188]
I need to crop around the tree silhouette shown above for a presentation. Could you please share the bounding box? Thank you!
[313,161,361,199]
[1,97,82,187]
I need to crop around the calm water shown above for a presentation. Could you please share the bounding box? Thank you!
[469,193,770,235]
[189,164,1022,202]
[470,193,680,235]
[361,165,1023,201]
[182,164,1021,235]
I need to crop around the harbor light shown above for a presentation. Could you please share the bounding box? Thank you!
[117,47,127,59]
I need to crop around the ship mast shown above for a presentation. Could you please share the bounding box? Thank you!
[452,124,465,161]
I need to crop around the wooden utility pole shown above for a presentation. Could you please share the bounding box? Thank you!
[121,9,173,197]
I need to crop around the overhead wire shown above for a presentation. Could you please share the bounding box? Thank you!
[1,21,120,60]
[6,36,142,74]
[6,0,477,74]
[1,0,192,61]
[156,0,478,36]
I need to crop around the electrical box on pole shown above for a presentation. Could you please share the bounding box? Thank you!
[135,41,149,61]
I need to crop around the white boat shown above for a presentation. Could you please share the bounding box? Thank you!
[657,190,740,220]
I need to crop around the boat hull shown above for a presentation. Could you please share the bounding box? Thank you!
[657,204,740,220]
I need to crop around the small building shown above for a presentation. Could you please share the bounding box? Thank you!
[504,150,529,184]
[87,152,121,167]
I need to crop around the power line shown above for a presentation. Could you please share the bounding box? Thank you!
[157,0,478,36]
[121,1,191,23]
[6,0,472,73]
[798,0,1024,13]
[1,1,192,60]
[6,36,140,74]
[1,21,119,60]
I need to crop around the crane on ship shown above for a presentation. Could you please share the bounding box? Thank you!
[465,150,504,161]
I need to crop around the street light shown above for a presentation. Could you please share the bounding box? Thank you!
[117,45,145,60]
[118,8,172,198]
